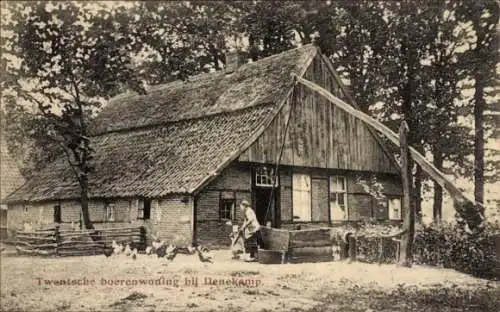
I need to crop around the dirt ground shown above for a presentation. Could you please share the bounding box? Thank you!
[1,247,499,312]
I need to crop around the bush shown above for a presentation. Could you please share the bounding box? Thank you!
[414,221,499,280]
[356,236,399,264]
[347,220,499,279]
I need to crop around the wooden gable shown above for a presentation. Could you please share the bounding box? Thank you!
[239,53,399,174]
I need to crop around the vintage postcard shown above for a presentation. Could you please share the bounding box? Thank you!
[1,1,498,311]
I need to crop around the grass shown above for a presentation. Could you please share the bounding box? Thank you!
[301,284,500,312]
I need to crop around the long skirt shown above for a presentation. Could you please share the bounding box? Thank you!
[244,231,261,257]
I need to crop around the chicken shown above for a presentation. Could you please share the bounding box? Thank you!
[145,246,153,255]
[131,248,138,260]
[112,241,124,255]
[152,240,165,251]
[196,246,214,263]
[156,244,167,258]
[187,245,196,255]
[124,244,132,256]
[165,245,178,261]
[103,248,113,258]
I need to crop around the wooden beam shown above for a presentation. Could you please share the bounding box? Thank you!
[398,121,414,267]
[293,74,485,231]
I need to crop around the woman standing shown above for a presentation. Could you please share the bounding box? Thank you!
[239,200,261,260]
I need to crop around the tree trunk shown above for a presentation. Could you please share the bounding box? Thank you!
[74,93,94,232]
[474,76,485,205]
[433,149,444,222]
[399,121,414,267]
[414,158,423,223]
[79,175,94,230]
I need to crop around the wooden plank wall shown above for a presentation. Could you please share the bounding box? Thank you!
[239,55,398,174]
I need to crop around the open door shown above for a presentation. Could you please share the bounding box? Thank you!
[253,165,279,227]
[253,187,278,226]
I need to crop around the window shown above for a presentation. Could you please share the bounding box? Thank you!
[54,205,61,223]
[292,173,311,221]
[219,193,235,221]
[388,197,402,220]
[255,166,278,187]
[105,203,115,222]
[329,176,347,221]
[373,199,388,220]
[138,199,151,220]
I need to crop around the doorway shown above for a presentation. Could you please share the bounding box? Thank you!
[253,187,278,227]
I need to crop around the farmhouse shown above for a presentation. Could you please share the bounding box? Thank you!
[0,137,25,238]
[4,44,404,247]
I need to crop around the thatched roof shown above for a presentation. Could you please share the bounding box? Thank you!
[5,45,318,203]
[92,44,317,134]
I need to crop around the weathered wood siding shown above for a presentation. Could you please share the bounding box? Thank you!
[239,54,398,174]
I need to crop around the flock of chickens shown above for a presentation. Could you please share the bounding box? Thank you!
[104,240,214,264]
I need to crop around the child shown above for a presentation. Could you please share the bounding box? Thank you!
[230,225,245,260]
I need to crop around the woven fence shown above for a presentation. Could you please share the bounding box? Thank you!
[15,226,145,257]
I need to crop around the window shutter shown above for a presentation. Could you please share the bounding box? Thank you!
[312,178,329,221]
[292,174,311,221]
[129,199,138,220]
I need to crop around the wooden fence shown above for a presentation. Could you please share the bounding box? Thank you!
[15,228,58,256]
[15,226,145,257]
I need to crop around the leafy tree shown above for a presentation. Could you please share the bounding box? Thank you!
[131,1,240,85]
[316,0,392,114]
[457,0,499,207]
[419,1,475,221]
[232,1,302,60]
[2,2,143,229]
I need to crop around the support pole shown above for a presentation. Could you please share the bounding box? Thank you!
[398,121,414,267]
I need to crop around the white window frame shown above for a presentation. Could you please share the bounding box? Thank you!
[388,197,402,220]
[137,199,151,220]
[329,176,348,221]
[219,199,235,221]
[255,166,279,188]
[292,173,312,222]
[105,203,115,222]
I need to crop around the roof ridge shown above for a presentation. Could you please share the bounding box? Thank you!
[107,44,317,104]
[91,101,277,137]
[92,44,317,135]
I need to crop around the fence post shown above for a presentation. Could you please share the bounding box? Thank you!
[348,235,357,262]
[14,229,18,253]
[54,224,61,256]
[399,121,415,267]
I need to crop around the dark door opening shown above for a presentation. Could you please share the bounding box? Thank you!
[253,187,278,227]
[54,205,61,223]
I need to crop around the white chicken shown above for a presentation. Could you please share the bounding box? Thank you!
[112,240,124,255]
[152,240,165,250]
[165,245,177,261]
[187,245,196,255]
[124,244,132,256]
[145,246,153,255]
